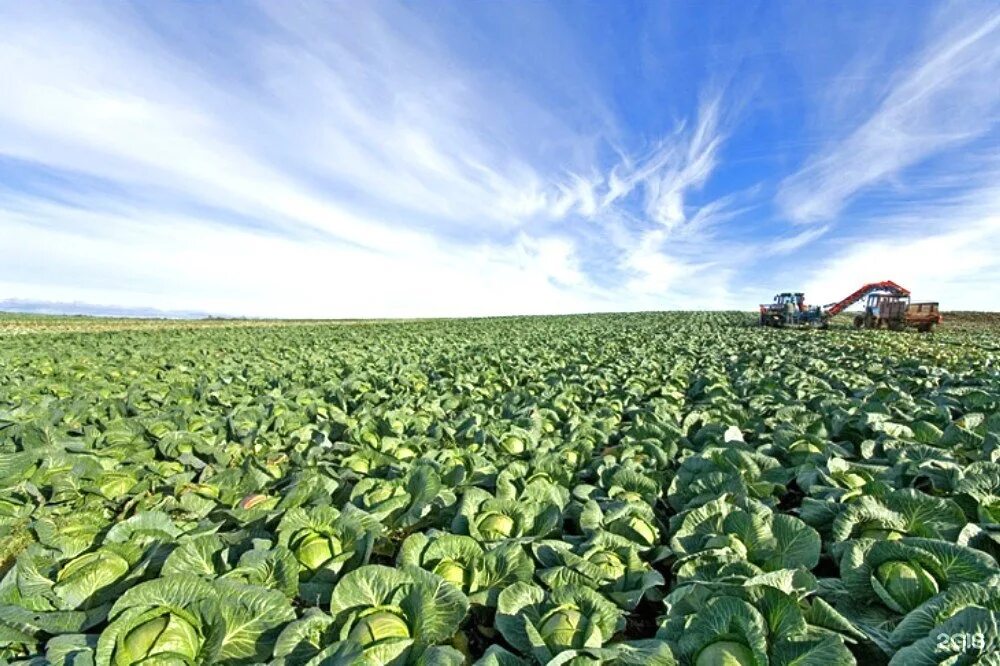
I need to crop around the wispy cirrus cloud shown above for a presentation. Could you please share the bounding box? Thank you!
[2,2,997,316]
[0,3,565,241]
[777,6,1000,224]
[765,225,831,256]
[759,3,1000,309]
[515,91,741,303]
[0,2,733,289]
[536,92,728,232]
[640,95,725,232]
[0,2,625,318]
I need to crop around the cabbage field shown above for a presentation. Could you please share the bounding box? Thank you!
[1,311,999,665]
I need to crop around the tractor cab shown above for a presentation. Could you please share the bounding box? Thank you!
[854,292,911,330]
[760,292,825,327]
[854,292,941,332]
[773,292,806,311]
[866,292,908,317]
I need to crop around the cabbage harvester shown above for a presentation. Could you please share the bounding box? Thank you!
[759,280,942,331]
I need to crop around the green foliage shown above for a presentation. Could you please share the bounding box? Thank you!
[0,312,998,663]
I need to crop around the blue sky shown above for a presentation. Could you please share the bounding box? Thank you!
[1,1,998,317]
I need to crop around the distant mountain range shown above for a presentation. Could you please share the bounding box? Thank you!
[0,299,219,319]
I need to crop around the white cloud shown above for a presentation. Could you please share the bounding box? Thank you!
[522,90,729,236]
[777,8,1000,223]
[528,92,741,306]
[10,3,992,317]
[800,185,1000,310]
[622,230,689,295]
[0,197,611,318]
[0,2,587,243]
[607,94,724,232]
[0,2,622,317]
[617,226,745,310]
[0,1,754,317]
[766,225,831,256]
[643,95,724,231]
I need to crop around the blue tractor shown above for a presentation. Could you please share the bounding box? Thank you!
[759,292,828,328]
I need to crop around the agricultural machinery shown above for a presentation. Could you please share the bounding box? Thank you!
[759,280,942,331]
[758,292,828,329]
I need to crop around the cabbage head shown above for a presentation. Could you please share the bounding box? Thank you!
[840,538,999,618]
[328,565,469,659]
[495,582,623,663]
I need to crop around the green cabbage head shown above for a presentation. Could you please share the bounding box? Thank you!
[588,550,627,581]
[495,583,623,662]
[346,457,370,474]
[329,565,470,655]
[348,608,411,646]
[290,529,344,571]
[477,512,516,541]
[842,538,999,620]
[538,605,588,652]
[432,558,471,588]
[876,561,940,612]
[860,527,903,541]
[499,434,526,455]
[695,640,756,666]
[841,473,867,489]
[113,612,202,666]
[54,549,130,609]
[365,484,405,507]
[787,440,823,464]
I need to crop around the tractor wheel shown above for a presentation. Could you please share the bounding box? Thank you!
[889,319,904,332]
[853,315,864,329]
[917,323,931,333]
